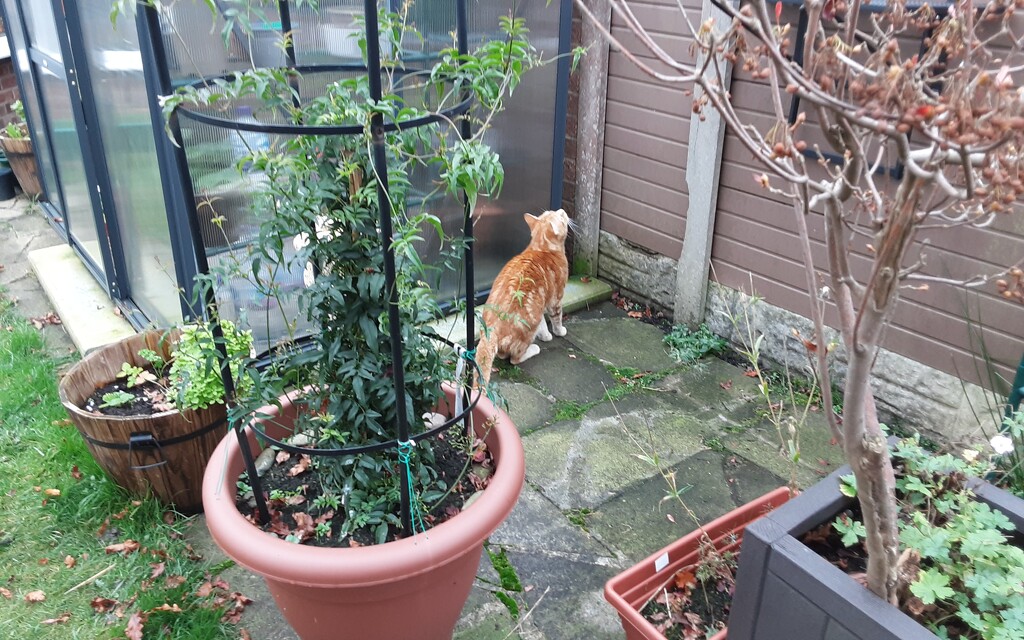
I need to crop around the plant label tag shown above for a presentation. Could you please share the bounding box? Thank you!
[654,552,669,573]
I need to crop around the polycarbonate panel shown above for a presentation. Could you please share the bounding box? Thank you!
[37,65,105,274]
[1,0,61,212]
[22,0,62,61]
[156,0,564,344]
[75,1,181,325]
[407,0,562,298]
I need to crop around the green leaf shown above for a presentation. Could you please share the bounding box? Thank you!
[838,474,857,498]
[911,568,955,605]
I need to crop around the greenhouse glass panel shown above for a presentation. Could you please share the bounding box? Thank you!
[37,65,105,274]
[74,1,181,325]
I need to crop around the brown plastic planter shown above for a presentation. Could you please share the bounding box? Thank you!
[728,468,1024,640]
[202,384,525,640]
[605,486,793,640]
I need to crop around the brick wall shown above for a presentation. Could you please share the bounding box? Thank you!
[0,16,22,131]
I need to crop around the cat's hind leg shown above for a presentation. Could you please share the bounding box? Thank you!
[534,317,553,342]
[510,343,541,365]
[549,302,567,337]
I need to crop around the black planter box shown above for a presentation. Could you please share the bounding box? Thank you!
[727,467,1024,640]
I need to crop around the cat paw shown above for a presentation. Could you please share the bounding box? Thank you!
[553,325,567,337]
[511,344,541,364]
[537,326,553,342]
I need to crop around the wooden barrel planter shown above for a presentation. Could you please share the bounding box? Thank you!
[0,135,43,198]
[58,330,228,513]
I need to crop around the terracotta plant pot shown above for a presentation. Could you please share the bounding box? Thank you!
[58,330,227,513]
[202,384,526,640]
[605,486,793,640]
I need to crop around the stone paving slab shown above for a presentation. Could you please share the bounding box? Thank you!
[564,316,678,373]
[494,380,555,433]
[521,393,709,510]
[497,550,624,640]
[0,196,76,354]
[588,450,786,564]
[516,338,617,405]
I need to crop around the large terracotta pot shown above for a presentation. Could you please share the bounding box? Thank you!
[202,384,525,640]
[605,487,792,640]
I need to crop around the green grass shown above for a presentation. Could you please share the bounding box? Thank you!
[0,295,243,639]
[564,508,595,532]
[553,400,589,422]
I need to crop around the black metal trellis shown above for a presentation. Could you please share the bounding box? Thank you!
[138,0,482,536]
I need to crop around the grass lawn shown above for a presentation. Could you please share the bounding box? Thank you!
[0,293,247,639]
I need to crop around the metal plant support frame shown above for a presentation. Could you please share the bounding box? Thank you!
[138,0,482,536]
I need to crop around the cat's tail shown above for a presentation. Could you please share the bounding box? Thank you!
[473,333,497,389]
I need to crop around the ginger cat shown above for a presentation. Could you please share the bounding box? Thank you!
[475,209,571,385]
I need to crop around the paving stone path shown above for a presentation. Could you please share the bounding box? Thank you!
[7,193,847,639]
[191,300,846,640]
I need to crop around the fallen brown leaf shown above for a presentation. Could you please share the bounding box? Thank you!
[195,582,214,598]
[164,575,186,589]
[24,590,46,603]
[43,488,60,497]
[743,369,759,377]
[104,540,140,555]
[674,569,696,591]
[240,629,252,640]
[41,612,71,625]
[0,587,12,599]
[719,380,733,390]
[70,466,82,480]
[64,555,76,568]
[90,597,117,613]
[38,558,49,566]
[149,562,166,579]
[287,455,312,477]
[162,511,176,525]
[150,603,182,613]
[125,611,146,640]
[275,450,291,464]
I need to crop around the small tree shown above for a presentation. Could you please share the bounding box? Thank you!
[576,0,1023,603]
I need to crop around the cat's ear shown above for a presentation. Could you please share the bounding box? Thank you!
[523,213,539,231]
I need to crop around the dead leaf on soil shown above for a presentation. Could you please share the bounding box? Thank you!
[627,310,643,318]
[24,590,46,603]
[719,380,733,390]
[90,597,117,613]
[104,540,140,555]
[743,369,759,377]
[64,555,76,568]
[149,562,166,579]
[44,488,60,497]
[150,603,182,613]
[125,611,146,640]
[287,455,312,477]
[240,629,252,640]
[195,582,214,598]
[275,450,291,464]
[41,612,71,625]
[674,570,697,591]
[0,587,12,599]
[71,466,82,480]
